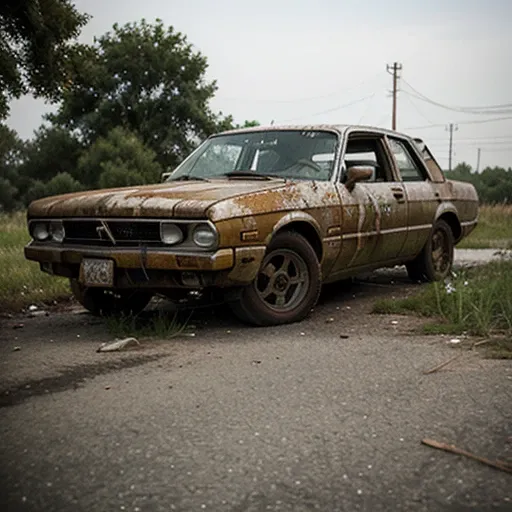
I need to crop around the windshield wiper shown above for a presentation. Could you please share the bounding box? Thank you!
[168,175,209,182]
[222,171,281,180]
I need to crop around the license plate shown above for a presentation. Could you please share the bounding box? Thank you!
[80,258,114,287]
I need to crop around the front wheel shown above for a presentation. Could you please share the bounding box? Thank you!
[406,219,454,282]
[230,231,321,326]
[70,279,152,316]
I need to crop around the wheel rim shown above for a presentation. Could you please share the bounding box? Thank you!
[255,249,310,313]
[431,228,450,274]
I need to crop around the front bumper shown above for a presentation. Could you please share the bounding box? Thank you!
[24,242,266,288]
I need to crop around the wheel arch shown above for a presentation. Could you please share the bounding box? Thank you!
[269,214,323,262]
[436,208,462,243]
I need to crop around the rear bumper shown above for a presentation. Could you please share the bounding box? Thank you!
[24,243,266,288]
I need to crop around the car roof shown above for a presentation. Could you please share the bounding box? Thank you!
[216,124,415,140]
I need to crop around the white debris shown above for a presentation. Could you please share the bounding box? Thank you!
[28,305,38,312]
[97,337,139,352]
[391,320,399,325]
[449,338,461,344]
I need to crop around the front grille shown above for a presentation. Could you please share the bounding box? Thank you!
[63,219,162,246]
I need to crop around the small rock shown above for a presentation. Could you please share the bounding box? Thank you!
[28,305,38,312]
[12,346,21,352]
[28,311,46,318]
[252,360,262,365]
[449,338,461,344]
[346,306,351,310]
[12,323,24,330]
[300,332,305,336]
[339,334,349,339]
[326,318,334,323]
[97,337,139,352]
[391,320,398,325]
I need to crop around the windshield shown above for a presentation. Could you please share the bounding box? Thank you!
[167,130,339,182]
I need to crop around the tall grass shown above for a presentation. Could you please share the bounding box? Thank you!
[0,212,70,312]
[458,204,512,249]
[374,260,512,338]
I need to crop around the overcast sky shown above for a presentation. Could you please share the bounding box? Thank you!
[7,0,512,170]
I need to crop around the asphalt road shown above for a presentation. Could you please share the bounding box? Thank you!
[1,256,511,511]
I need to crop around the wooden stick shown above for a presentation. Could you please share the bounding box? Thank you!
[421,438,512,474]
[423,353,463,374]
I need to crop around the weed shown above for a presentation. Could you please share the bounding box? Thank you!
[0,212,70,312]
[105,310,194,339]
[373,260,512,357]
[458,204,512,249]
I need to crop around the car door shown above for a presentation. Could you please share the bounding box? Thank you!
[330,132,408,278]
[386,136,439,259]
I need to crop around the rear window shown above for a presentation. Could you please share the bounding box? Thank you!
[413,139,445,183]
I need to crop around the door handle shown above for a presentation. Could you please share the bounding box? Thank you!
[391,187,405,202]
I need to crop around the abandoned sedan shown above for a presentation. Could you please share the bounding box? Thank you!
[25,125,478,325]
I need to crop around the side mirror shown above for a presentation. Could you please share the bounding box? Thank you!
[161,171,172,182]
[345,166,373,191]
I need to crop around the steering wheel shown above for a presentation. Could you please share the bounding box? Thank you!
[296,158,323,173]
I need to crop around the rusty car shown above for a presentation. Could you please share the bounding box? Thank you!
[24,125,479,325]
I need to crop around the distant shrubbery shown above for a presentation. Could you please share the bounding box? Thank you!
[445,162,512,204]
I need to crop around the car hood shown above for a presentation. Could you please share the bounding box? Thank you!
[27,179,289,220]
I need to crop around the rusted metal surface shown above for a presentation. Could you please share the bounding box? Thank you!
[25,124,479,294]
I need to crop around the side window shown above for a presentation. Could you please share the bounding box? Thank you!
[389,139,425,182]
[343,136,391,182]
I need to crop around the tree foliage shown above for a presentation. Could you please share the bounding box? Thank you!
[50,19,230,170]
[0,17,263,213]
[0,0,89,118]
[446,162,512,204]
[77,127,162,189]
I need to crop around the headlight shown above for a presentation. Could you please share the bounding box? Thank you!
[161,222,184,245]
[32,222,50,241]
[50,221,65,243]
[192,224,217,249]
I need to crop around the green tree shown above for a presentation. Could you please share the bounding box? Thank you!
[0,124,24,211]
[50,19,230,170]
[44,172,83,196]
[0,0,89,118]
[19,125,84,183]
[77,127,162,189]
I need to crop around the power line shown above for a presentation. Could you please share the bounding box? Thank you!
[403,93,434,126]
[216,71,385,104]
[425,135,512,142]
[278,94,375,123]
[405,116,512,130]
[401,79,512,114]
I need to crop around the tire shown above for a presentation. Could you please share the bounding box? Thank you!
[406,219,454,282]
[230,231,321,326]
[70,279,152,316]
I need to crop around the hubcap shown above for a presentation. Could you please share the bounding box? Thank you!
[255,249,309,312]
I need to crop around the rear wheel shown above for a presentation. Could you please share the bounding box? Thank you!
[230,231,321,326]
[70,279,152,316]
[406,219,454,282]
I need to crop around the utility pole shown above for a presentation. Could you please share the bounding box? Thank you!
[476,148,481,173]
[446,123,458,171]
[386,62,402,130]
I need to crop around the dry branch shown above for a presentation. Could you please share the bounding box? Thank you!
[423,353,463,374]
[421,438,512,474]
